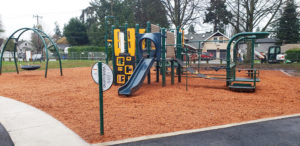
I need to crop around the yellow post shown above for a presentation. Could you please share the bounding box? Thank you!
[114,29,121,56]
[127,28,136,56]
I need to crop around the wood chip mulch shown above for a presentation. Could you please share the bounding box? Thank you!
[0,67,299,143]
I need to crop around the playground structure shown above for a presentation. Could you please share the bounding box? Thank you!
[0,28,63,78]
[106,20,270,95]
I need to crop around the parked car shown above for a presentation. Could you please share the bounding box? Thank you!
[201,52,214,60]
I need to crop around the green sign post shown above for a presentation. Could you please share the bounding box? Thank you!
[91,62,113,135]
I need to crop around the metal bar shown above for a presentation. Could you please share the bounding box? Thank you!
[98,62,104,135]
[251,39,255,69]
[156,61,159,82]
[161,28,166,86]
[35,28,63,77]
[171,60,174,85]
[135,24,140,65]
[105,17,108,64]
[146,21,151,84]
[111,25,116,85]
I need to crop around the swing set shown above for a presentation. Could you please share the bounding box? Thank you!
[0,28,63,77]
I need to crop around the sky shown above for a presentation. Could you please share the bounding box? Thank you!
[0,0,91,40]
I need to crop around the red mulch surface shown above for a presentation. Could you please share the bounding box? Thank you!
[0,67,300,143]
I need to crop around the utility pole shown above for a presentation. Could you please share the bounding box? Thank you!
[33,14,43,60]
[33,14,43,29]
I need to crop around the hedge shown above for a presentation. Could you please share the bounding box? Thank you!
[286,48,300,62]
[68,46,112,60]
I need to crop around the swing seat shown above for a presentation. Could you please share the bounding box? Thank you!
[21,65,41,70]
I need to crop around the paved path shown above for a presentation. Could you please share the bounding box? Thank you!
[0,123,14,146]
[0,96,89,146]
[111,116,300,146]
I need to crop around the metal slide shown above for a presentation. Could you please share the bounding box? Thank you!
[118,58,155,96]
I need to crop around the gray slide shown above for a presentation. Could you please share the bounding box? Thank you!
[118,58,155,96]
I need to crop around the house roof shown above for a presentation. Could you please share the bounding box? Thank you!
[184,31,229,49]
[57,44,70,50]
[239,38,277,44]
[255,38,277,43]
[185,32,214,42]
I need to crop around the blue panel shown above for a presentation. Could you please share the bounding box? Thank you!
[137,33,161,61]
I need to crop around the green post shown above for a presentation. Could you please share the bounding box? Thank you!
[111,25,116,84]
[146,21,151,84]
[185,48,188,91]
[105,16,109,64]
[135,24,140,64]
[171,60,174,85]
[177,30,182,83]
[124,23,128,54]
[146,21,151,56]
[98,62,104,135]
[161,28,166,86]
[13,42,19,74]
[198,48,201,73]
[251,39,255,69]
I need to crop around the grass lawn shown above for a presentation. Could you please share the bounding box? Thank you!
[1,60,110,73]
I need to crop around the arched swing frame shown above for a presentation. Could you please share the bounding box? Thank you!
[0,28,63,78]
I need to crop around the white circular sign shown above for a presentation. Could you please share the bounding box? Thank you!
[91,62,113,91]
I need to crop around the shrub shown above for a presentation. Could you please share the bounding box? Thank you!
[68,46,112,60]
[286,48,300,62]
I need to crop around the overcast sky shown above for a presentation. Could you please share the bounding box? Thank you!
[0,0,91,40]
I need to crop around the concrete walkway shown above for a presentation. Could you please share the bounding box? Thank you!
[0,96,89,146]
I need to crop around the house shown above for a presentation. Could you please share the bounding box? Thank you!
[238,38,277,55]
[185,31,231,60]
[56,37,70,51]
[17,40,34,54]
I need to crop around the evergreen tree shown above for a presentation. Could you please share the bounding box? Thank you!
[79,0,170,46]
[135,0,169,28]
[188,25,196,34]
[204,0,232,33]
[53,22,62,41]
[277,0,299,43]
[63,18,89,45]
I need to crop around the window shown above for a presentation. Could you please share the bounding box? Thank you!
[219,37,223,43]
[214,37,218,44]
[269,47,275,54]
[255,43,258,47]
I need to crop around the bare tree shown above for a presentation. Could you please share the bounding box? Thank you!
[226,0,283,33]
[160,0,206,28]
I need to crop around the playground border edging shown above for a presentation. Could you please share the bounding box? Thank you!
[94,113,300,146]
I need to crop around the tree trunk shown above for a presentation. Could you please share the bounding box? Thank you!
[245,41,252,63]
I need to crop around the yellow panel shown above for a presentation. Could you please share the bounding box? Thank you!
[126,57,132,61]
[139,29,146,49]
[118,67,123,71]
[117,75,125,84]
[139,29,146,34]
[116,57,125,66]
[181,29,184,47]
[125,65,134,75]
[127,28,135,56]
[114,29,121,56]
